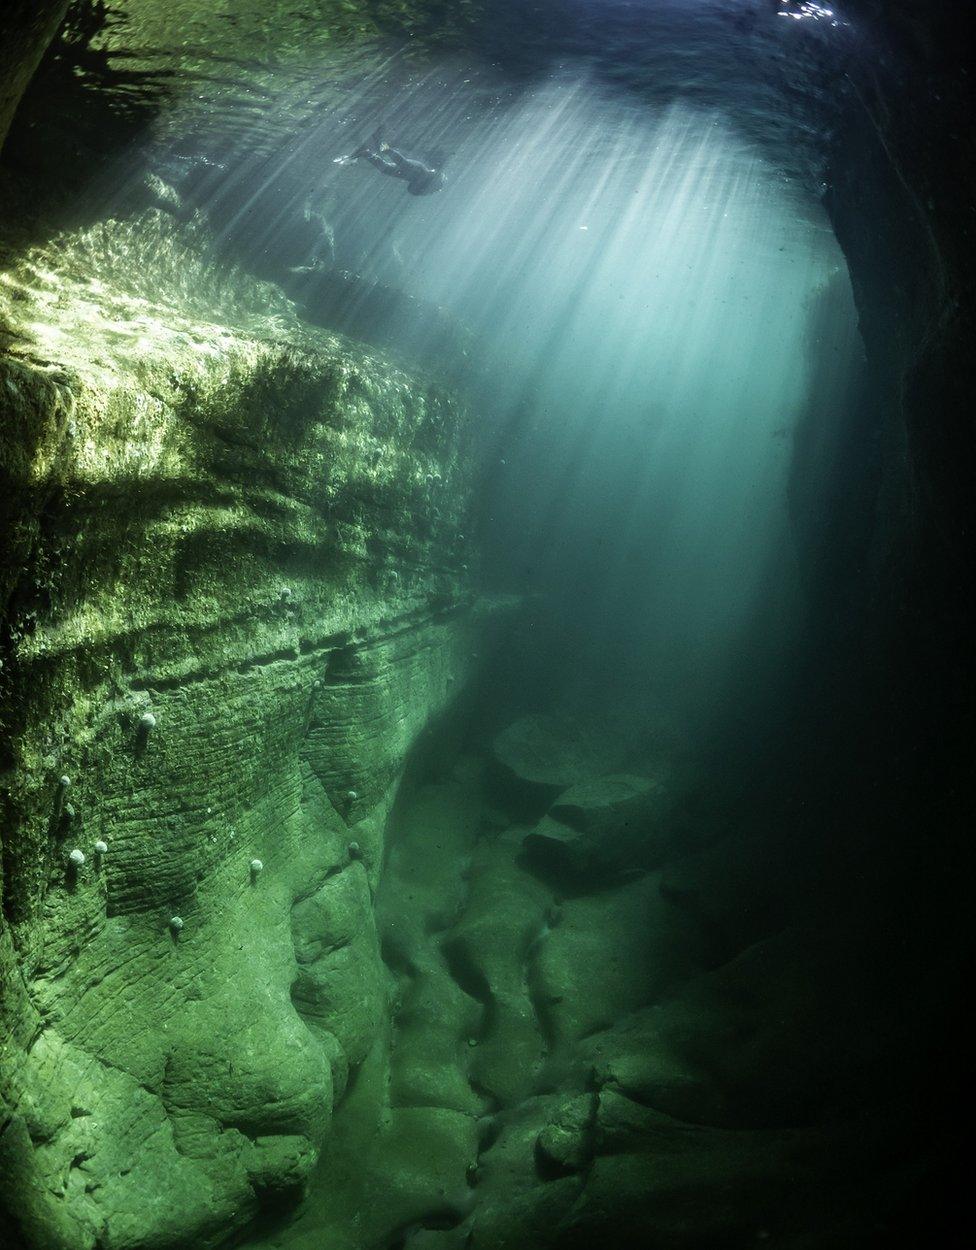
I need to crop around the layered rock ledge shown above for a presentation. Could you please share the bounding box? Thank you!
[0,209,494,1250]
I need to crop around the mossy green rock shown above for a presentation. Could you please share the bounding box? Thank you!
[533,873,703,1051]
[0,209,494,1249]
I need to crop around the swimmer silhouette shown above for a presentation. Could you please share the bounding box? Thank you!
[335,130,446,196]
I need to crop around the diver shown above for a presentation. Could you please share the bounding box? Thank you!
[334,131,446,196]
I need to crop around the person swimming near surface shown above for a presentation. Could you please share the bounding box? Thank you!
[334,131,446,196]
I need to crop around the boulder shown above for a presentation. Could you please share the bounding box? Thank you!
[530,873,703,1051]
[535,1094,596,1174]
[557,1094,835,1250]
[522,773,675,884]
[445,840,552,1106]
[490,715,629,815]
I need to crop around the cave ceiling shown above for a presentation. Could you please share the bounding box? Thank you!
[10,0,875,202]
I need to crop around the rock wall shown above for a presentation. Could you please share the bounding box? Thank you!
[812,0,975,770]
[0,1,70,153]
[0,208,494,1249]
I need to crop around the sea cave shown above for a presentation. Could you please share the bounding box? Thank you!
[0,3,973,1248]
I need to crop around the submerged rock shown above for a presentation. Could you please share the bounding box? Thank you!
[532,872,703,1052]
[522,772,675,884]
[491,714,629,814]
[536,1094,596,1174]
[559,1094,844,1250]
[0,208,491,1250]
[378,779,489,1118]
[362,1106,478,1234]
[549,773,663,835]
[445,839,552,1107]
[461,1096,586,1250]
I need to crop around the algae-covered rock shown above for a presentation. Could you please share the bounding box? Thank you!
[463,1097,585,1250]
[549,773,663,836]
[363,1105,479,1233]
[290,860,388,1080]
[377,779,491,1119]
[532,872,704,1052]
[560,914,902,1133]
[557,1094,831,1249]
[0,209,492,1250]
[569,1008,732,1128]
[445,837,552,1106]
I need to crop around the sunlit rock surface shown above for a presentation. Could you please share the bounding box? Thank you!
[0,208,494,1248]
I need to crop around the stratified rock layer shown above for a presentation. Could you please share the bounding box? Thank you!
[0,209,494,1250]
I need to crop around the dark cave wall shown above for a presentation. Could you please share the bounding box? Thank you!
[802,15,975,1217]
[811,0,975,779]
[0,1,71,154]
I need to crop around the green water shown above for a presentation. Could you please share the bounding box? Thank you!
[286,76,862,735]
[220,23,869,1250]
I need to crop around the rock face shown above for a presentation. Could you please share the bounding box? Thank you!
[0,209,494,1249]
[0,1,70,152]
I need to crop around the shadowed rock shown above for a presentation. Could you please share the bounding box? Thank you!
[522,773,677,885]
[491,715,630,815]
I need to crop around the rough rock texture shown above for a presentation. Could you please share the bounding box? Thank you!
[0,207,496,1249]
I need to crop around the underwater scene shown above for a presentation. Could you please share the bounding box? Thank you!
[1,3,973,1248]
